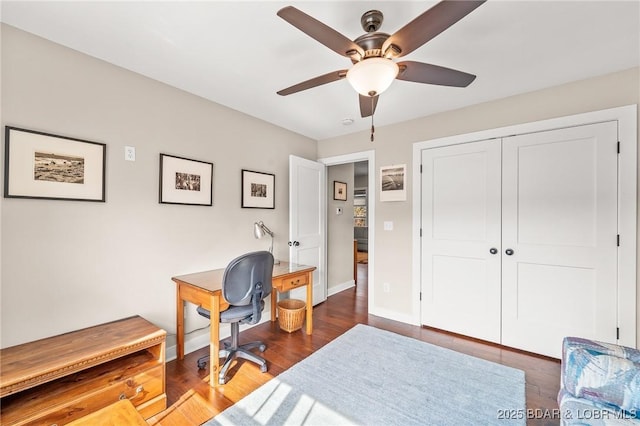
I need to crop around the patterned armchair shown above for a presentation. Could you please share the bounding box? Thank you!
[558,337,640,425]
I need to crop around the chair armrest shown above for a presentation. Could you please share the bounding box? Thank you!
[563,337,640,366]
[561,337,640,416]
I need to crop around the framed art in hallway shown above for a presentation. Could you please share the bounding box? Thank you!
[242,169,275,209]
[4,126,106,202]
[159,153,213,206]
[333,181,347,201]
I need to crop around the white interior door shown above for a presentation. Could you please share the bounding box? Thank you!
[501,122,618,358]
[289,155,326,305]
[421,139,502,343]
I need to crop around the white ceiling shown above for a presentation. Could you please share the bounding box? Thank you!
[1,1,639,141]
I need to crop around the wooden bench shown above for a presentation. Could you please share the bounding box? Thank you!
[0,316,166,425]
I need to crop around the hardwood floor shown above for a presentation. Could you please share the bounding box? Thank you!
[150,264,561,425]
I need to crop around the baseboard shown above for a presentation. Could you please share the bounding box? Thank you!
[368,307,420,326]
[328,280,355,297]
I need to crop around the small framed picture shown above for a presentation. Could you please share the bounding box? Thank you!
[333,181,347,201]
[242,169,275,209]
[159,153,213,206]
[380,164,407,202]
[4,126,106,202]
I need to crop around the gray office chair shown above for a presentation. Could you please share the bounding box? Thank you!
[196,251,274,385]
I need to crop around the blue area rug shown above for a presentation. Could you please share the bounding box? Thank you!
[206,324,525,425]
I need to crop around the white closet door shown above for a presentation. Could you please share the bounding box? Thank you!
[501,122,618,358]
[421,139,502,343]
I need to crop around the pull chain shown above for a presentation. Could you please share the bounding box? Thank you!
[369,92,375,142]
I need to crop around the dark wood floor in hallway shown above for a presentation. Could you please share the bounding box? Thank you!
[150,264,561,425]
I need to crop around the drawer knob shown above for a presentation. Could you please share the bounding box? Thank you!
[119,392,126,400]
[136,385,144,394]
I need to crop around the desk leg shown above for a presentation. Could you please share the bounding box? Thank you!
[176,285,184,360]
[210,293,221,387]
[271,291,277,322]
[306,272,313,335]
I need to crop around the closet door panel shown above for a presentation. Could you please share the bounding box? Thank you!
[421,139,502,343]
[501,122,618,358]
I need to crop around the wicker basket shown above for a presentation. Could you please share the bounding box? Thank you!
[277,299,306,333]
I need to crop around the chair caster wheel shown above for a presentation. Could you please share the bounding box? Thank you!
[260,364,268,373]
[259,344,266,352]
[197,361,207,370]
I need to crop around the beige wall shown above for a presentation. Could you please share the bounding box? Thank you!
[0,24,316,350]
[327,163,354,292]
[318,67,640,341]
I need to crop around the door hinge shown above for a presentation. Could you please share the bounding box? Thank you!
[420,228,422,237]
[419,292,422,301]
[617,234,620,246]
[420,164,423,173]
[617,327,620,340]
[617,141,621,153]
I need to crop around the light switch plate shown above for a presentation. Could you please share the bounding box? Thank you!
[125,146,136,161]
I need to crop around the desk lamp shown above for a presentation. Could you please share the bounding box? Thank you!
[254,221,280,264]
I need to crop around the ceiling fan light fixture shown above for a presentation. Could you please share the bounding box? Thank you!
[346,57,399,97]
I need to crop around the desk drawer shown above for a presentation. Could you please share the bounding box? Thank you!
[275,273,309,292]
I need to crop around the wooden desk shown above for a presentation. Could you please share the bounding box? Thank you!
[172,261,316,386]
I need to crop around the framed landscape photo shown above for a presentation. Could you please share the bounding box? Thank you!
[333,181,347,201]
[4,126,106,202]
[380,164,407,202]
[242,169,275,209]
[159,153,213,206]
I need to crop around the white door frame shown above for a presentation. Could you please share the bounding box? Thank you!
[412,105,637,347]
[319,150,375,312]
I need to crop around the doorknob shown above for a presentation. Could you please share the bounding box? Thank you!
[489,248,498,255]
[505,248,514,256]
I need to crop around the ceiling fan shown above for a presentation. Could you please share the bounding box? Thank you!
[276,1,486,123]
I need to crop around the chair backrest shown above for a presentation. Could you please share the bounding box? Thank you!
[222,251,274,307]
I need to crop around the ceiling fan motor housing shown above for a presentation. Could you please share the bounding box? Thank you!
[353,32,391,62]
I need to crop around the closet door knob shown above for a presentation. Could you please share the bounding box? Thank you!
[489,248,498,255]
[505,248,514,256]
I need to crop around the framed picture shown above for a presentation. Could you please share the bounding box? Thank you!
[4,126,106,202]
[159,153,213,206]
[333,181,347,201]
[380,164,407,202]
[242,169,275,209]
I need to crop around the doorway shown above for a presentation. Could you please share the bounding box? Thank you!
[320,150,375,311]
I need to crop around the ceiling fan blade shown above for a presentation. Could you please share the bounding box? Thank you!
[382,0,486,58]
[278,6,364,60]
[359,94,379,118]
[396,61,476,87]
[277,70,348,96]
